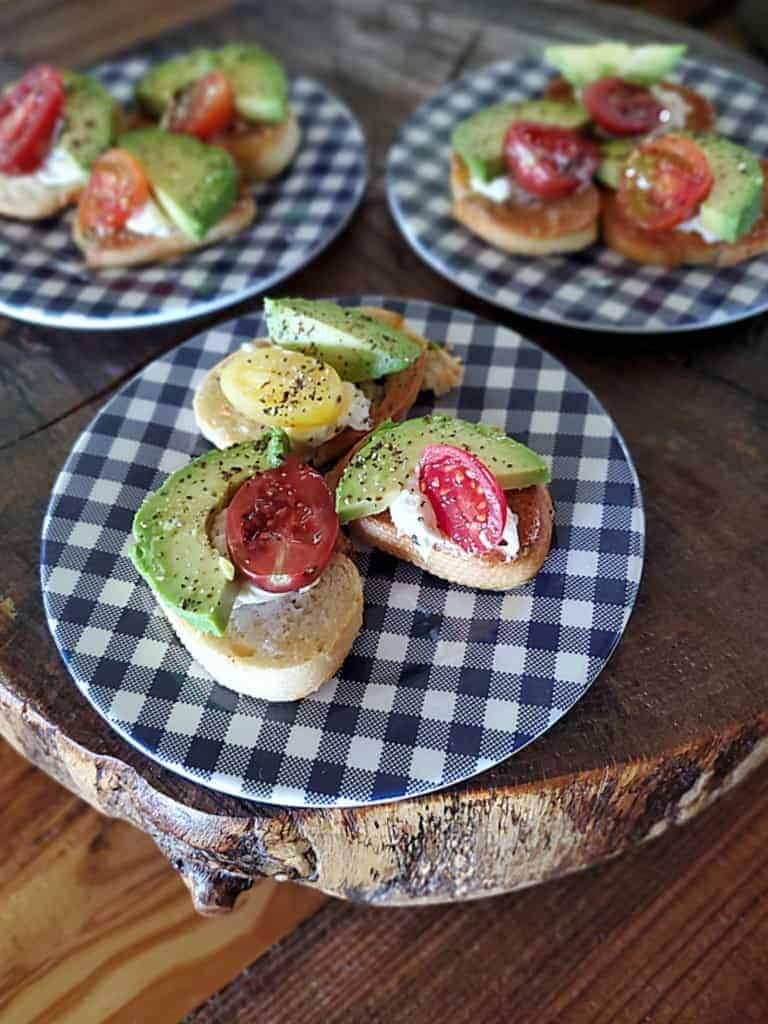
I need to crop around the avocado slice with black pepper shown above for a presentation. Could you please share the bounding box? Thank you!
[119,129,239,240]
[264,297,424,383]
[335,415,550,524]
[60,71,118,173]
[131,431,289,637]
[694,134,764,243]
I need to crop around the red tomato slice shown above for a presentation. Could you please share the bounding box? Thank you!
[167,70,235,140]
[0,65,65,174]
[583,77,663,136]
[618,134,713,231]
[504,121,601,199]
[226,457,339,594]
[75,148,150,237]
[418,444,507,555]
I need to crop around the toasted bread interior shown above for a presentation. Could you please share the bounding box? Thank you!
[451,153,599,255]
[216,109,300,180]
[74,192,256,268]
[162,551,363,702]
[351,484,554,590]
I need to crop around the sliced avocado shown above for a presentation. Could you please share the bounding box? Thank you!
[216,44,288,124]
[264,298,424,384]
[544,42,686,89]
[59,71,117,173]
[596,138,634,189]
[335,415,550,524]
[131,431,289,637]
[135,48,216,119]
[452,99,589,183]
[694,135,764,243]
[119,129,238,240]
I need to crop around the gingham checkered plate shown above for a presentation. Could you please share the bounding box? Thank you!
[41,297,644,807]
[387,58,768,333]
[0,58,366,330]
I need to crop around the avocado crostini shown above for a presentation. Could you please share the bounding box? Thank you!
[135,44,300,181]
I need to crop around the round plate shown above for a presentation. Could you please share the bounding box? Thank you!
[0,57,366,330]
[41,297,644,808]
[387,58,768,333]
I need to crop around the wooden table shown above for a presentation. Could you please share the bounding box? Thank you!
[1,1,767,1020]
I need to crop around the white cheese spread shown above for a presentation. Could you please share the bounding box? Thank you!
[468,172,543,206]
[650,85,691,131]
[35,143,87,187]
[125,198,175,238]
[388,472,520,560]
[675,213,722,244]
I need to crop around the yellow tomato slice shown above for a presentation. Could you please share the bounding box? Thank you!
[219,346,348,429]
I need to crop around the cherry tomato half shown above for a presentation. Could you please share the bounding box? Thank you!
[504,121,601,199]
[583,76,663,137]
[0,65,65,174]
[167,70,235,140]
[618,134,713,231]
[75,148,150,237]
[419,444,507,555]
[226,457,339,594]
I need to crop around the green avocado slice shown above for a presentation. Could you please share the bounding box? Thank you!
[544,42,686,88]
[264,298,424,383]
[694,135,764,243]
[335,415,550,524]
[131,431,289,637]
[60,71,118,173]
[119,129,239,240]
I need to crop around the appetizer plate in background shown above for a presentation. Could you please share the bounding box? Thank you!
[387,58,768,333]
[0,58,367,330]
[41,297,644,809]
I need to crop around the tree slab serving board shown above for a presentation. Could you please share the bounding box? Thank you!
[1,0,767,911]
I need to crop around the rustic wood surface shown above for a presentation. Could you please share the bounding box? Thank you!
[1,0,767,923]
[0,739,325,1024]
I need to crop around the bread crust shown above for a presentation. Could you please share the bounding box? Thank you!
[602,160,768,267]
[161,552,363,702]
[543,77,715,133]
[350,484,554,590]
[215,109,301,180]
[451,153,599,255]
[73,192,256,268]
[193,306,427,462]
[0,175,84,220]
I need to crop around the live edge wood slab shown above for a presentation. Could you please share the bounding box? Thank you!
[1,1,767,913]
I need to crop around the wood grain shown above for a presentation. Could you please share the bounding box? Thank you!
[0,0,766,911]
[0,739,325,1024]
[189,760,768,1024]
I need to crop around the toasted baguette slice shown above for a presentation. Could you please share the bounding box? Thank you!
[451,153,599,255]
[544,77,715,133]
[74,193,256,269]
[216,110,301,180]
[0,172,85,220]
[193,306,428,462]
[602,163,768,267]
[161,552,363,702]
[351,484,554,590]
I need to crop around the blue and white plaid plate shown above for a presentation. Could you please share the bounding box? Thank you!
[0,58,366,330]
[387,58,768,333]
[41,297,644,808]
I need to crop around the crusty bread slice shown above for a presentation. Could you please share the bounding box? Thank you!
[602,162,768,267]
[0,172,85,220]
[193,305,428,462]
[216,109,301,181]
[161,552,363,702]
[544,77,715,133]
[73,193,256,269]
[451,153,599,255]
[350,484,554,590]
